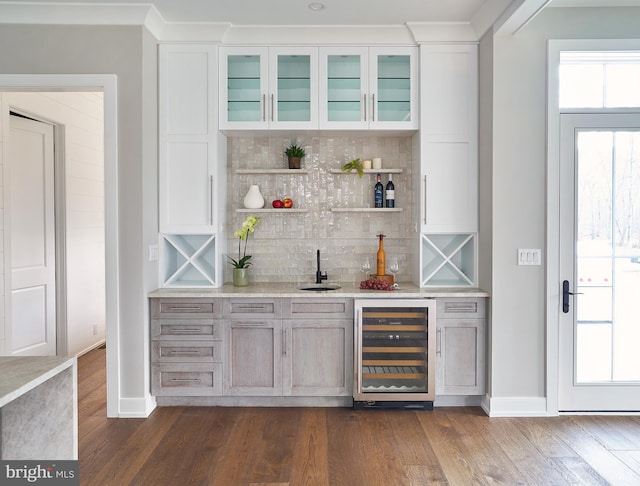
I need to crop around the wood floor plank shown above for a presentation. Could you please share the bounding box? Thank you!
[325,408,369,485]
[554,416,640,485]
[357,411,411,486]
[289,408,330,486]
[85,406,184,486]
[479,417,571,485]
[208,408,271,486]
[416,409,490,485]
[449,408,524,485]
[249,408,300,484]
[551,457,609,485]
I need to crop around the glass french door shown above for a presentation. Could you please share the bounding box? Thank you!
[559,113,640,411]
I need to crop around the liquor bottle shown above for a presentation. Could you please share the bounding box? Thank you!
[385,174,395,208]
[376,234,386,276]
[374,173,384,208]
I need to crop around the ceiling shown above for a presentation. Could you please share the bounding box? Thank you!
[0,0,636,27]
[0,0,637,42]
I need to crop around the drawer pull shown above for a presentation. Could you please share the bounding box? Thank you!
[168,350,202,355]
[169,378,201,383]
[168,306,203,311]
[169,327,201,333]
[444,303,478,313]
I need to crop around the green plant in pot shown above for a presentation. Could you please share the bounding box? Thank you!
[285,143,306,169]
[341,157,365,177]
[227,215,261,286]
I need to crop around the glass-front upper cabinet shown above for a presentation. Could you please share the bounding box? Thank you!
[220,46,318,130]
[319,46,418,130]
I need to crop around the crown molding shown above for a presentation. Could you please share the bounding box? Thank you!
[406,22,479,43]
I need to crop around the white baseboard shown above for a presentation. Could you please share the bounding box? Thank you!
[481,394,550,417]
[118,394,157,418]
[434,395,483,407]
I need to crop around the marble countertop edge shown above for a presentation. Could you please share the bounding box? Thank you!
[0,356,77,408]
[149,283,489,299]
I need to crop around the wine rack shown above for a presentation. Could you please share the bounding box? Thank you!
[161,234,218,287]
[354,299,436,408]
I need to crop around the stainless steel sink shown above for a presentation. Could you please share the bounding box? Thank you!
[296,284,342,291]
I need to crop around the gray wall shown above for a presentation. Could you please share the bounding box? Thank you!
[0,24,158,406]
[486,7,640,404]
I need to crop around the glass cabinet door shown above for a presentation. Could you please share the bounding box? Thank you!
[226,53,265,124]
[375,54,411,122]
[326,54,365,123]
[370,47,418,129]
[319,47,368,129]
[270,47,318,129]
[276,55,311,122]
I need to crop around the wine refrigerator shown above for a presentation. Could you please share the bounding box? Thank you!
[353,299,436,410]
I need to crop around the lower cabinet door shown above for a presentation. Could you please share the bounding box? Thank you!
[152,363,222,396]
[223,319,283,396]
[436,319,485,395]
[282,319,352,396]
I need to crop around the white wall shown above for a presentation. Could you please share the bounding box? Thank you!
[485,6,640,414]
[0,91,106,356]
[0,24,159,416]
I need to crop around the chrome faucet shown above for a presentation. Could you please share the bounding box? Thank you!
[315,249,327,284]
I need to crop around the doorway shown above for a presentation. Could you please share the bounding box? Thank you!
[0,74,119,417]
[558,113,640,411]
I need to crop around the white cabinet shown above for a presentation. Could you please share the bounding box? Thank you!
[219,46,318,130]
[159,44,226,234]
[319,46,418,130]
[436,298,485,396]
[419,44,478,233]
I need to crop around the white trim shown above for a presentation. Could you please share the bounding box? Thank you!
[117,395,157,418]
[481,394,550,417]
[546,39,640,417]
[0,74,121,417]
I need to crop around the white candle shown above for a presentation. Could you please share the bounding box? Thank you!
[372,157,382,169]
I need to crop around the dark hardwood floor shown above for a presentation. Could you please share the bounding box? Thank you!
[78,348,640,485]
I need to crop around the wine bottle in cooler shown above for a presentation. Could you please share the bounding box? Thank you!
[374,173,384,208]
[385,174,395,208]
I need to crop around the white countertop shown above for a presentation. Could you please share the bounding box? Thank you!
[0,355,77,408]
[149,282,489,299]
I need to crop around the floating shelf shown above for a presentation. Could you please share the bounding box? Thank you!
[235,169,309,175]
[236,208,308,213]
[331,207,403,213]
[330,168,403,174]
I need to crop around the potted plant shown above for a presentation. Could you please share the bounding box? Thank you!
[226,215,261,286]
[341,157,365,178]
[284,143,306,169]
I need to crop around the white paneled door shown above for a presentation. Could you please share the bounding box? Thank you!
[9,114,56,355]
[559,113,640,411]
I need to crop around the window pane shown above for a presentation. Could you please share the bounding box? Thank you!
[559,64,603,108]
[606,64,640,107]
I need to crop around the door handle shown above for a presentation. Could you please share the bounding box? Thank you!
[562,280,583,313]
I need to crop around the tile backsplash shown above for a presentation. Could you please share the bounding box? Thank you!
[225,135,416,284]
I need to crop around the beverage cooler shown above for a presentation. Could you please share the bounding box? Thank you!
[354,299,436,410]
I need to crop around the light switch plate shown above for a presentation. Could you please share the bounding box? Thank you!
[149,244,159,262]
[518,248,541,266]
